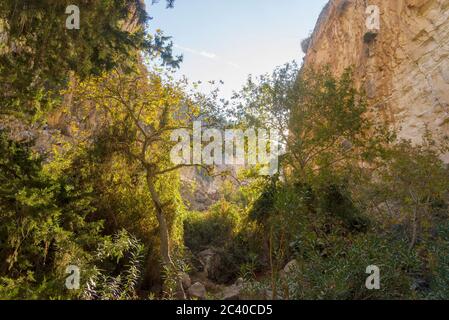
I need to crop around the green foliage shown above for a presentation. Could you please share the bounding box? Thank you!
[241,135,448,300]
[248,177,278,224]
[1,0,449,300]
[250,180,369,250]
[427,221,449,299]
[234,61,298,130]
[184,200,262,283]
[161,248,191,299]
[184,201,241,252]
[239,64,392,180]
[373,135,449,248]
[285,234,421,300]
[83,230,145,300]
[243,233,421,300]
[0,0,181,117]
[238,65,449,300]
[317,183,370,232]
[288,67,391,179]
[0,130,103,299]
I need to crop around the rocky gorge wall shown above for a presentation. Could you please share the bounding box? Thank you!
[303,0,449,160]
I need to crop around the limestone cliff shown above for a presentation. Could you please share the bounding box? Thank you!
[303,0,449,159]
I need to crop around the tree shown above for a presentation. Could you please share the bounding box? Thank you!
[236,65,393,182]
[151,0,176,8]
[0,130,104,298]
[375,133,449,250]
[0,0,181,117]
[68,66,209,297]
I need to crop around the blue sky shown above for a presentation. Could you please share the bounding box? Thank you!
[145,0,328,99]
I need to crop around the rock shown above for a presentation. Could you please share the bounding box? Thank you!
[303,0,449,153]
[180,166,238,212]
[441,63,449,84]
[222,278,244,300]
[235,277,244,286]
[411,277,428,291]
[364,79,377,99]
[301,37,311,54]
[198,248,215,257]
[188,282,206,299]
[222,285,242,300]
[283,259,299,274]
[336,0,351,15]
[198,248,221,280]
[181,272,192,289]
[435,116,447,127]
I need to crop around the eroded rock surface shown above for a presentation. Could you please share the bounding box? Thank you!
[304,0,449,160]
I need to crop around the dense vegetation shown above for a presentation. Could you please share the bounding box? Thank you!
[1,1,449,300]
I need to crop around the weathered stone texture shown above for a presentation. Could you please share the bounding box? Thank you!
[304,0,449,159]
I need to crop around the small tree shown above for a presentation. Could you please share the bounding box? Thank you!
[236,64,392,182]
[70,67,212,297]
[376,133,449,250]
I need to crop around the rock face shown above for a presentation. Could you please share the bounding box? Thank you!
[303,0,449,160]
[180,167,222,212]
[180,165,240,212]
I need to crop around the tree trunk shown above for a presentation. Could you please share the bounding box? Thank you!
[146,173,186,299]
[147,176,172,265]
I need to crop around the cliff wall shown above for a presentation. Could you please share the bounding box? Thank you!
[303,0,449,158]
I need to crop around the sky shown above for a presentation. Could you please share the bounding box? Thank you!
[145,0,329,99]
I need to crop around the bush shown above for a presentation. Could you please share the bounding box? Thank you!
[301,37,311,54]
[284,234,421,300]
[183,200,262,283]
[183,201,241,252]
[249,179,371,263]
[0,130,103,299]
[426,221,449,299]
[241,233,421,300]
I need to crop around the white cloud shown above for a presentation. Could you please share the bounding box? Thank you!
[199,51,217,59]
[175,44,217,60]
[174,44,240,69]
[226,61,241,69]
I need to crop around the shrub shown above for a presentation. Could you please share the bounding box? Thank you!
[426,221,449,299]
[284,234,421,300]
[183,200,241,252]
[241,233,421,300]
[83,230,145,300]
[0,130,103,299]
[183,200,262,283]
[301,37,311,54]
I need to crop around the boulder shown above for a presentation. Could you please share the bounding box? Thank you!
[180,272,192,289]
[198,248,221,280]
[188,282,206,299]
[222,285,242,300]
[283,259,299,274]
[222,278,244,300]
